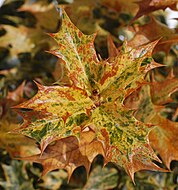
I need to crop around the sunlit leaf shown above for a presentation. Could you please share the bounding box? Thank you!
[15,8,167,181]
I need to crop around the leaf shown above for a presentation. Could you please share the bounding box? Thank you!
[49,10,99,94]
[133,0,177,21]
[128,84,178,169]
[129,16,178,54]
[13,82,94,152]
[15,8,166,181]
[150,71,178,105]
[82,165,118,190]
[149,116,178,169]
[19,129,105,180]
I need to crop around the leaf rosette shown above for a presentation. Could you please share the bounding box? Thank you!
[14,8,166,181]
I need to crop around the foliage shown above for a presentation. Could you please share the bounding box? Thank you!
[0,0,178,189]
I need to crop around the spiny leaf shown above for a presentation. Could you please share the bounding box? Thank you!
[150,71,178,105]
[128,84,178,169]
[133,0,177,21]
[13,82,94,152]
[149,117,178,169]
[49,10,99,94]
[15,8,165,181]
[19,129,105,180]
[99,40,160,102]
[129,16,178,54]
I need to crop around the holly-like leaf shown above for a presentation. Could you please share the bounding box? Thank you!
[19,128,105,180]
[133,0,177,21]
[149,116,178,169]
[129,16,178,54]
[13,82,94,152]
[49,10,99,94]
[150,71,178,105]
[128,84,178,169]
[15,8,166,180]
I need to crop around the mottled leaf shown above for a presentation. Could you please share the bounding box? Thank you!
[13,82,94,152]
[15,8,165,181]
[129,84,178,169]
[49,10,99,94]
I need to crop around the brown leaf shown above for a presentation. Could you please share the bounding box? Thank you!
[126,84,178,169]
[19,129,105,180]
[129,16,178,54]
[133,0,177,21]
[149,116,178,169]
[107,35,118,57]
[150,71,178,105]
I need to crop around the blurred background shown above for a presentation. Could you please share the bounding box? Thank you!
[0,0,177,189]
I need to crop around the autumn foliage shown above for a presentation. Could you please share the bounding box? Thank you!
[0,0,178,189]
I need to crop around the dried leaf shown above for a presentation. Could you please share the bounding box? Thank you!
[19,129,104,180]
[133,0,177,21]
[149,117,178,169]
[129,16,178,54]
[150,72,178,105]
